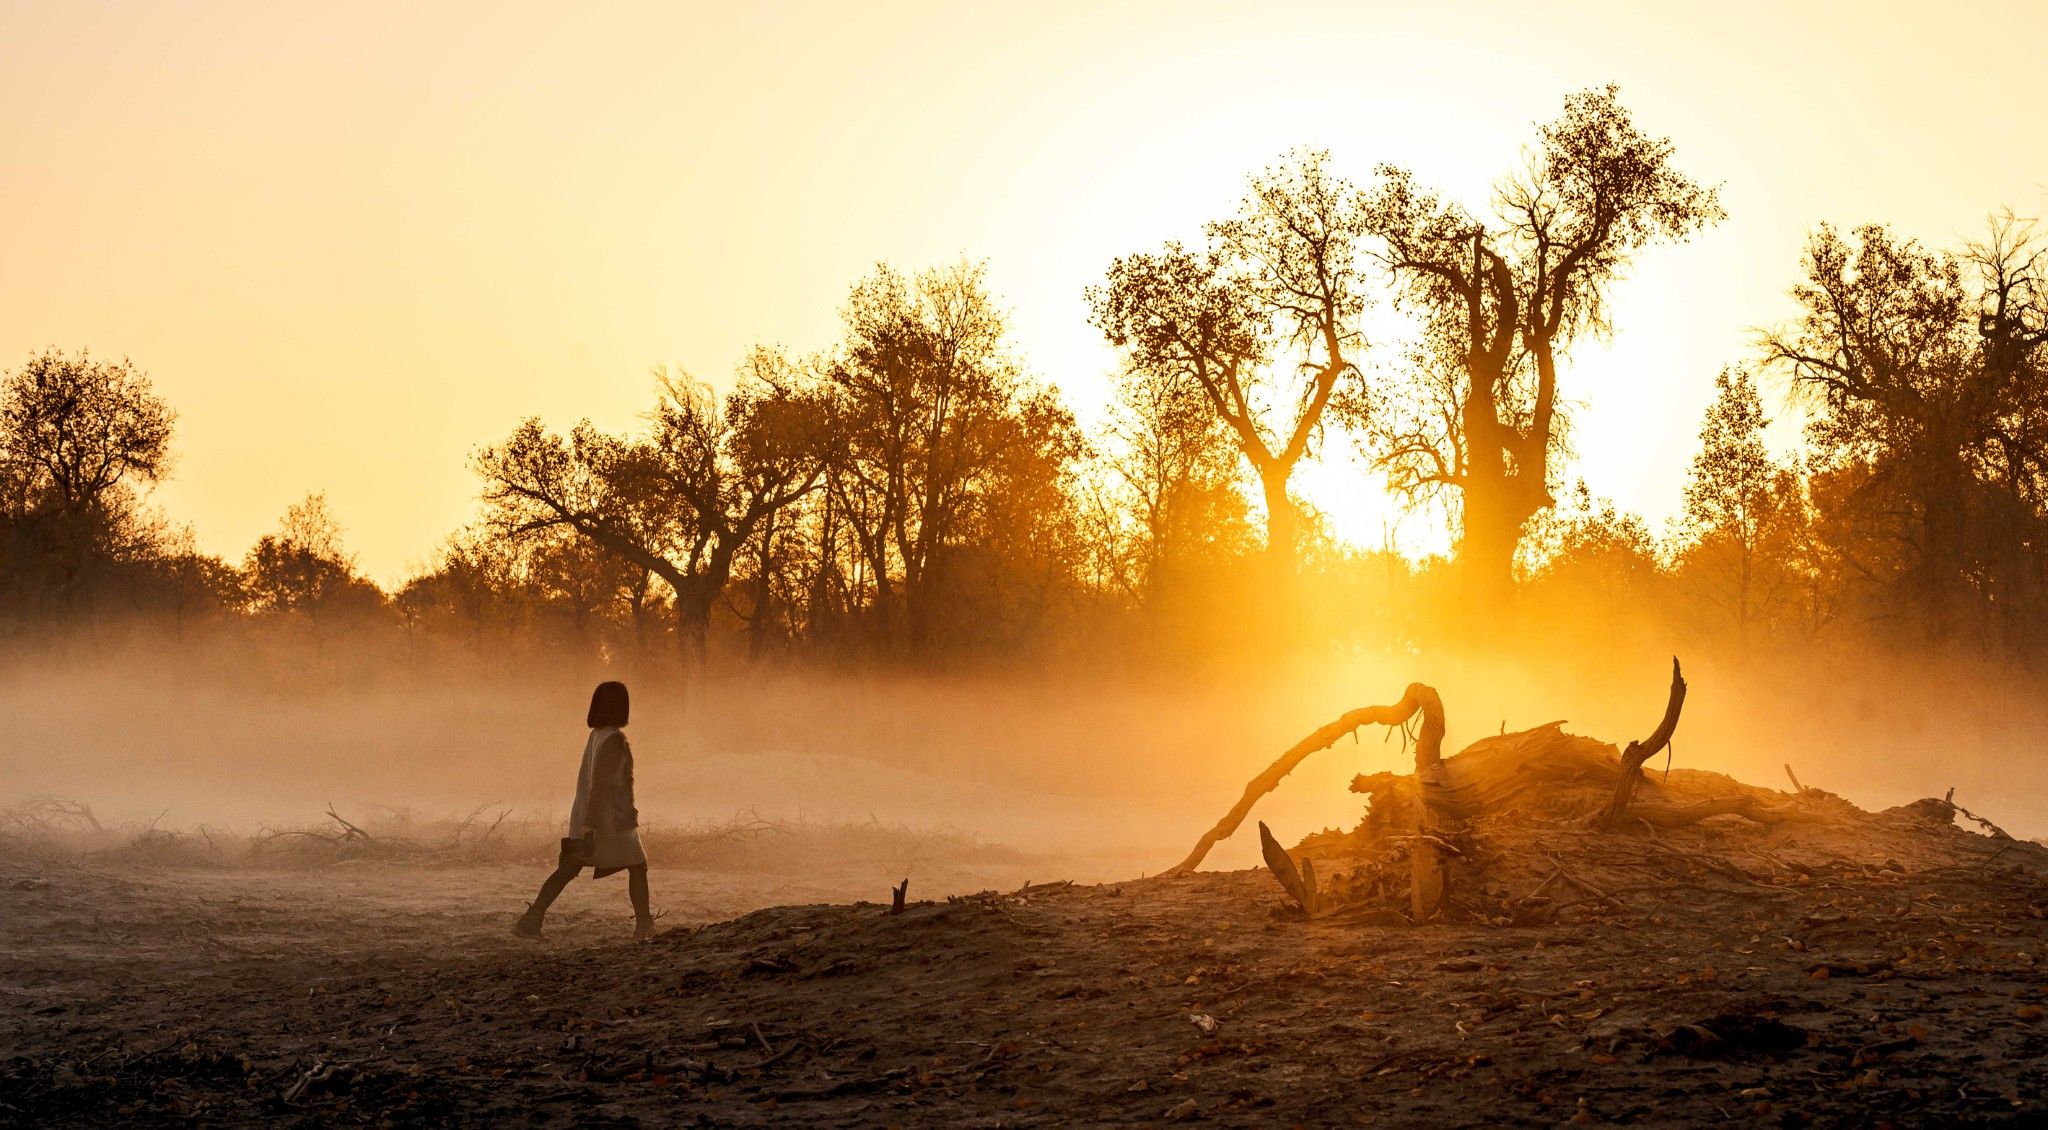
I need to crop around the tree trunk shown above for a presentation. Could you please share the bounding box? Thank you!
[628,570,652,656]
[1458,486,1522,613]
[672,536,742,675]
[674,589,711,672]
[1257,463,1298,579]
[749,516,777,662]
[1915,466,1968,641]
[809,491,839,648]
[903,561,931,655]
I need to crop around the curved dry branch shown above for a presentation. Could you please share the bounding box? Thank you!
[1593,658,1688,831]
[1167,683,1443,874]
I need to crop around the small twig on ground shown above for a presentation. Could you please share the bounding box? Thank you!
[282,1060,339,1104]
[479,807,512,843]
[1643,844,1768,886]
[450,803,492,843]
[754,1040,803,1069]
[1418,834,1465,858]
[1517,870,1565,907]
[1545,854,1620,906]
[254,829,343,849]
[324,806,373,842]
[1974,842,2020,870]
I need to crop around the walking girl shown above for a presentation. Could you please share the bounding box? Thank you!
[513,680,653,940]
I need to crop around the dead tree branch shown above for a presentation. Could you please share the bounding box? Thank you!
[1404,686,1451,919]
[324,805,373,842]
[1591,658,1687,831]
[1169,683,1444,874]
[1944,788,2013,840]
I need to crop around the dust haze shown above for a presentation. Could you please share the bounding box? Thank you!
[7,624,2037,875]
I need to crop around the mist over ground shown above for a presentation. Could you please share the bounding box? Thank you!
[7,627,2037,875]
[6,86,2045,881]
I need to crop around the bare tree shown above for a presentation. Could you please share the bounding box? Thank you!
[1090,150,1371,578]
[1097,360,1253,605]
[242,493,384,619]
[1763,217,2048,644]
[476,367,830,668]
[822,261,1077,651]
[0,349,176,608]
[1672,368,1803,640]
[1362,86,1722,607]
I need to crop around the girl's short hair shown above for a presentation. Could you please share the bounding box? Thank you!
[587,681,630,728]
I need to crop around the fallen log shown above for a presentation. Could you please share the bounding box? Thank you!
[1167,683,1445,874]
[1627,795,1827,828]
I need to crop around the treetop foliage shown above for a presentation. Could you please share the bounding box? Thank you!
[6,88,2046,670]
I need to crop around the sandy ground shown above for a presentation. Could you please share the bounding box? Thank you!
[6,818,2048,1128]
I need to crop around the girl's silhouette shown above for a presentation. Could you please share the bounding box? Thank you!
[513,681,653,940]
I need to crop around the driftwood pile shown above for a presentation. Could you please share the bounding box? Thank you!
[1172,659,2028,924]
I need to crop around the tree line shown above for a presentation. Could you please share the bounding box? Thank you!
[5,86,2045,672]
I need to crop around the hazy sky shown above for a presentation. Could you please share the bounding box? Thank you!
[4,0,2042,582]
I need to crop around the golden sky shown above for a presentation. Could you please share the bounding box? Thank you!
[4,0,2043,582]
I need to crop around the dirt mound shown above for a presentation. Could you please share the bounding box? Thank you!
[1280,719,2030,930]
[1173,663,2040,932]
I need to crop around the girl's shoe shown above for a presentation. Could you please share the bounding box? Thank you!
[512,908,544,938]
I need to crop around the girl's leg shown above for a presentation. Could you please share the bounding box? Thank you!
[628,865,652,939]
[514,863,580,936]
